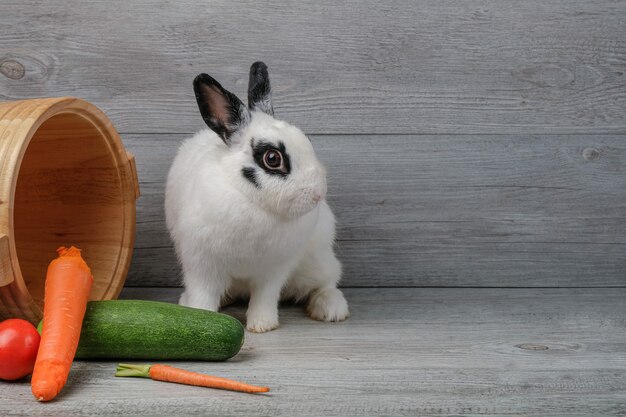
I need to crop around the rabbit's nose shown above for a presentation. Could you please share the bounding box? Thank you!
[312,185,326,203]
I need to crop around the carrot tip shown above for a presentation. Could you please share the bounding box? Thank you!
[56,246,82,257]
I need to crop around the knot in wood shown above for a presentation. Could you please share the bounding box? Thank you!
[0,60,25,80]
[582,148,600,161]
[515,343,549,351]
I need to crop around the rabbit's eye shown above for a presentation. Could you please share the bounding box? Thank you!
[252,140,290,177]
[263,150,284,170]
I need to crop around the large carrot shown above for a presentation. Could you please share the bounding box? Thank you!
[116,363,270,394]
[31,246,94,402]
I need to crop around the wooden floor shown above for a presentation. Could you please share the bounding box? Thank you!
[1,287,624,416]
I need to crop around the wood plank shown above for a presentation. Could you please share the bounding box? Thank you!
[1,288,624,416]
[123,133,626,287]
[1,0,625,134]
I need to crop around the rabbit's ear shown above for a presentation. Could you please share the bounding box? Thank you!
[248,62,274,116]
[194,73,250,145]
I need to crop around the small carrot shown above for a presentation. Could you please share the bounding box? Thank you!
[115,363,270,394]
[31,246,94,402]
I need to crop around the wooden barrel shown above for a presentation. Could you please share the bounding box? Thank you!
[0,97,140,324]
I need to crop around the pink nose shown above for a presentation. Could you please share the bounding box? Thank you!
[312,192,322,203]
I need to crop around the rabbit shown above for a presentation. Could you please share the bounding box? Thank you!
[165,62,349,333]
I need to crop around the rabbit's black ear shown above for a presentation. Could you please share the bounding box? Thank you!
[247,62,274,116]
[193,73,250,145]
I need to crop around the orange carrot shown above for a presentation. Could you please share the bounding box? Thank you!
[115,363,270,394]
[31,246,94,402]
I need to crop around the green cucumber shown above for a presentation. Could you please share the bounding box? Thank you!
[37,300,244,361]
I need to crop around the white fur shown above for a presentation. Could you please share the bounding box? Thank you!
[165,112,349,332]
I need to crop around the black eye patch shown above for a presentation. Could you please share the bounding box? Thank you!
[241,167,260,188]
[251,139,291,177]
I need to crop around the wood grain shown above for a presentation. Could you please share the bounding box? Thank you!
[1,287,624,416]
[0,0,625,134]
[124,133,626,287]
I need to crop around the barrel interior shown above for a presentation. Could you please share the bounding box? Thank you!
[13,112,125,307]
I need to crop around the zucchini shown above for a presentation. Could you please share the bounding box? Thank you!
[37,300,244,361]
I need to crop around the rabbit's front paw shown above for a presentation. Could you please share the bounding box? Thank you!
[306,287,350,322]
[246,312,279,333]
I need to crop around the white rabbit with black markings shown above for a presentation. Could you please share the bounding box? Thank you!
[165,62,349,332]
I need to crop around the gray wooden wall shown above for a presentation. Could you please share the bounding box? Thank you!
[2,1,625,287]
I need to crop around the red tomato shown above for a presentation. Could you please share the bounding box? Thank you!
[0,318,41,380]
